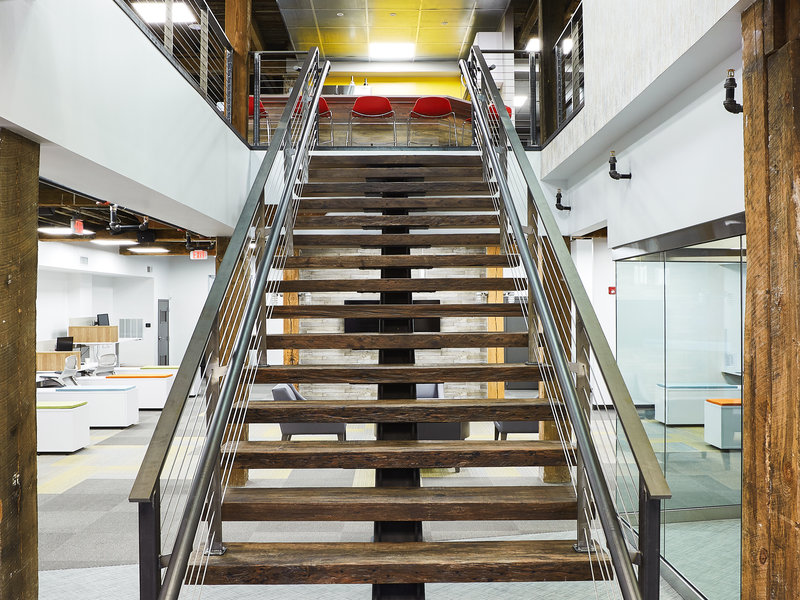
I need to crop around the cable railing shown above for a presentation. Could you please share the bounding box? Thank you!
[252,51,310,147]
[114,0,233,122]
[461,46,670,600]
[128,48,329,600]
[555,3,584,128]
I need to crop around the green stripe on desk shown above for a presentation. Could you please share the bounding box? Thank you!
[37,401,88,410]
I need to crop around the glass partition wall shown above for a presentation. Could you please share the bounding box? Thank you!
[617,236,745,600]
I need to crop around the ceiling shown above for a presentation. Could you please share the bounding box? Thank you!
[275,0,510,60]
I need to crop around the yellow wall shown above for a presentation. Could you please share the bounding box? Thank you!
[326,75,463,97]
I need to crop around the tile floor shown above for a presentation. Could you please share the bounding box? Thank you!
[36,387,698,599]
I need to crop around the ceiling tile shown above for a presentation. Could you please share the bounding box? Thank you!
[277,0,313,10]
[291,27,322,45]
[321,42,370,58]
[368,0,422,9]
[471,8,506,30]
[310,0,367,9]
[318,27,369,44]
[419,10,473,28]
[475,0,510,9]
[315,9,368,27]
[368,10,419,28]
[418,26,469,42]
[368,27,418,43]
[420,0,477,9]
[415,42,467,58]
[279,9,317,28]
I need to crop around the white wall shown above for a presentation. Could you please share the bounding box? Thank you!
[37,242,214,366]
[541,0,750,178]
[549,51,744,249]
[0,0,255,236]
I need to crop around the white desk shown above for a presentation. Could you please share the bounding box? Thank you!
[654,383,741,425]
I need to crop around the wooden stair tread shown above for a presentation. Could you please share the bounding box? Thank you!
[195,540,602,584]
[283,255,515,269]
[293,215,499,229]
[298,197,496,211]
[301,181,491,196]
[309,153,483,168]
[221,486,576,521]
[307,166,484,180]
[270,303,524,318]
[224,440,569,469]
[254,363,544,384]
[265,332,528,350]
[292,234,501,248]
[277,277,520,293]
[244,397,557,423]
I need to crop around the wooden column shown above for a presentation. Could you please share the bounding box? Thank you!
[225,0,252,137]
[0,128,40,600]
[486,246,504,400]
[742,2,800,598]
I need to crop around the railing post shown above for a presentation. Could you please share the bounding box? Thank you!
[199,9,209,96]
[574,315,593,552]
[164,0,174,55]
[528,51,538,146]
[225,49,233,123]
[254,52,262,146]
[203,322,226,555]
[138,484,162,600]
[638,476,661,599]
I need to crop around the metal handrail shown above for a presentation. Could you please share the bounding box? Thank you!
[155,55,330,600]
[468,47,670,501]
[461,48,670,600]
[129,50,322,507]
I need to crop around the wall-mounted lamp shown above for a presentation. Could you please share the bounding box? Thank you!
[608,151,631,180]
[723,68,743,114]
[555,188,571,211]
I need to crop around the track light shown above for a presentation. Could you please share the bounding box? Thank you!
[723,68,743,114]
[555,188,571,211]
[608,151,631,180]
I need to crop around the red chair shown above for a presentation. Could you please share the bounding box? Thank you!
[249,95,270,143]
[318,97,334,145]
[461,104,512,146]
[406,96,456,146]
[347,96,396,146]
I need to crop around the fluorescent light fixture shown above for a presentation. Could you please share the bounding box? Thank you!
[128,247,170,254]
[525,37,541,52]
[513,95,528,107]
[132,2,196,25]
[369,42,415,61]
[91,239,139,246]
[562,37,574,55]
[38,226,94,236]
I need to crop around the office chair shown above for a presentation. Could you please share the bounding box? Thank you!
[57,355,79,386]
[272,384,346,441]
[94,353,117,377]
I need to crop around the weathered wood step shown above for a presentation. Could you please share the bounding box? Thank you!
[301,181,491,196]
[265,332,528,350]
[309,153,482,168]
[221,486,576,521]
[298,197,496,211]
[244,397,556,423]
[196,540,602,585]
[270,303,523,318]
[293,215,499,229]
[307,166,484,180]
[224,440,569,469]
[277,277,519,293]
[292,234,501,248]
[254,363,543,384]
[283,255,514,269]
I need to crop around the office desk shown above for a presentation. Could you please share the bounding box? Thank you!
[36,351,81,371]
[68,325,119,343]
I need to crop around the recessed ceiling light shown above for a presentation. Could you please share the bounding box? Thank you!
[441,21,448,25]
[369,42,415,61]
[336,12,344,16]
[128,247,170,254]
[38,226,95,236]
[91,239,140,246]
[132,2,197,25]
[390,12,397,16]
[525,37,541,52]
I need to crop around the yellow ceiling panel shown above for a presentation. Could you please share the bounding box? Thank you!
[318,27,369,44]
[315,9,368,27]
[415,41,466,57]
[419,9,473,28]
[367,0,422,9]
[293,27,322,45]
[369,27,418,43]
[367,10,419,28]
[322,43,370,58]
[418,27,469,43]
[420,0,478,9]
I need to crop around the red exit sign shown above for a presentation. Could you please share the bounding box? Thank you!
[608,286,616,295]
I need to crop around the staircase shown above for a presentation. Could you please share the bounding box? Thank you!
[190,151,604,594]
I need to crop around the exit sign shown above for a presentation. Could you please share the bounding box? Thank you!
[608,286,616,295]
[189,249,208,260]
